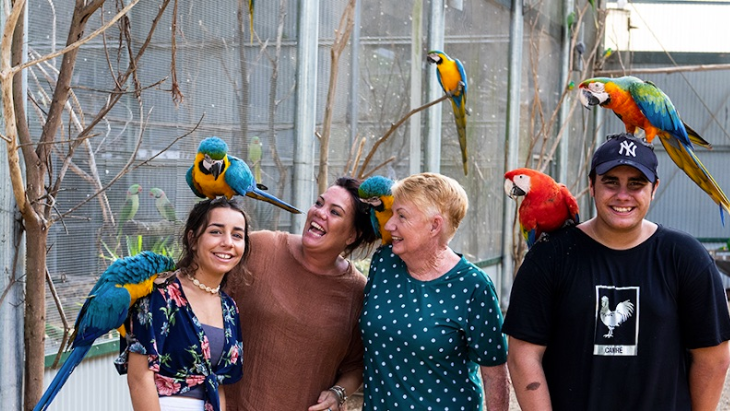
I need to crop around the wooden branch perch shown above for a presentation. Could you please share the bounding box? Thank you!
[357,93,449,177]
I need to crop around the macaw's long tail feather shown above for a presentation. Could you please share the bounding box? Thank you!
[659,136,730,225]
[247,189,302,214]
[34,345,92,411]
[683,123,713,150]
[248,0,254,45]
[449,98,468,175]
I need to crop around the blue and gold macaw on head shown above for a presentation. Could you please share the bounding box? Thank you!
[427,50,469,175]
[186,136,301,214]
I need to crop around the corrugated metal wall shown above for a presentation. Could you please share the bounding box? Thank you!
[43,353,131,411]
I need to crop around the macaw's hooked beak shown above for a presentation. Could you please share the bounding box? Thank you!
[579,89,602,108]
[504,179,526,199]
[510,186,526,198]
[363,197,383,207]
[210,161,224,180]
[426,54,440,64]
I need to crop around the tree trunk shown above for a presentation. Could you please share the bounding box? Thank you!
[22,222,48,411]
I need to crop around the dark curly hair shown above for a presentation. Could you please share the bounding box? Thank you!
[333,176,378,257]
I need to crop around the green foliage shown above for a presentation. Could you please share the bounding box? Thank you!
[101,235,181,262]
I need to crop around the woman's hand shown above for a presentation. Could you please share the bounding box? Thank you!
[307,389,343,411]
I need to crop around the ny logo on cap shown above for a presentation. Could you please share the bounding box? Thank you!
[619,141,637,157]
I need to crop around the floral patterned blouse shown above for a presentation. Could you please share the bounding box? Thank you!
[115,273,243,411]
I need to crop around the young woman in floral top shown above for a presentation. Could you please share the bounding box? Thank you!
[116,197,251,411]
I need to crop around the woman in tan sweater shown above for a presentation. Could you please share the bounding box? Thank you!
[224,177,377,411]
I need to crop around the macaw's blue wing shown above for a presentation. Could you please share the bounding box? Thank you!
[186,165,206,198]
[226,156,302,214]
[629,81,689,145]
[522,225,537,249]
[369,209,382,240]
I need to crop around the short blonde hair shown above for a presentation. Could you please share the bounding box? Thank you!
[391,173,468,241]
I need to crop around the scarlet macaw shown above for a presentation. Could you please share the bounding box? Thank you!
[117,184,142,236]
[358,175,394,245]
[186,136,302,214]
[504,168,580,248]
[579,76,730,223]
[34,252,176,411]
[150,187,178,221]
[427,50,469,175]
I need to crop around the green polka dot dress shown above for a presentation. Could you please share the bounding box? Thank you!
[360,246,507,410]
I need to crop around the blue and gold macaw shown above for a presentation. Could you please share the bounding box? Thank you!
[427,50,469,175]
[186,136,302,214]
[358,175,394,245]
[34,252,176,411]
[579,76,730,223]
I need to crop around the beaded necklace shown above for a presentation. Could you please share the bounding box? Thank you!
[186,272,220,295]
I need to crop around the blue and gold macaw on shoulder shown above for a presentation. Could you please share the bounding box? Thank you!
[358,175,394,246]
[427,50,469,175]
[34,252,176,411]
[186,136,302,214]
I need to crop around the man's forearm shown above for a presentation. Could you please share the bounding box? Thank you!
[689,342,730,411]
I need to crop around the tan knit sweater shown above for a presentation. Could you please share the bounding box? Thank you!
[224,231,366,411]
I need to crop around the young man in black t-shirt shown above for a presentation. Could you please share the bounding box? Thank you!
[503,134,730,411]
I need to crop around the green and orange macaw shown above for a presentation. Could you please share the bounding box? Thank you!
[34,252,176,411]
[504,168,580,248]
[579,75,730,223]
[427,50,469,175]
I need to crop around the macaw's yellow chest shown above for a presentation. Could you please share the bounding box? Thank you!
[121,277,156,305]
[439,61,463,95]
[193,167,236,199]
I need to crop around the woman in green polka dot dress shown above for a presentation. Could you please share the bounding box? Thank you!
[360,172,509,411]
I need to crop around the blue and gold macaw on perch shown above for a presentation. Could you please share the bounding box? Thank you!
[427,50,469,175]
[186,136,302,214]
[34,252,176,411]
[358,175,394,246]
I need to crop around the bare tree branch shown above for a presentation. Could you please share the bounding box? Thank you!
[357,94,449,177]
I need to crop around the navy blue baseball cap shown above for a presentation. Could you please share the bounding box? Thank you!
[590,133,658,183]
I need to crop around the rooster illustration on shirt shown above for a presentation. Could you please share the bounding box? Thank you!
[599,296,635,338]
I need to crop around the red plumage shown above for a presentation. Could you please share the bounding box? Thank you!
[504,168,580,247]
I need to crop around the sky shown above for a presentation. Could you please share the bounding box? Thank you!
[605,2,730,53]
